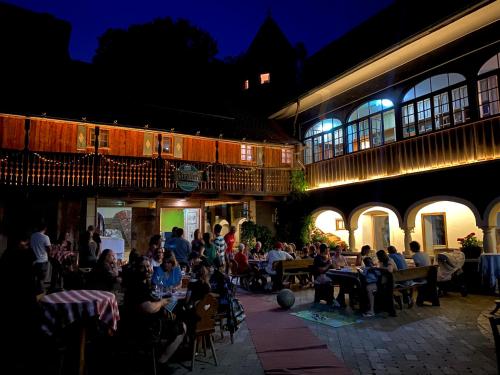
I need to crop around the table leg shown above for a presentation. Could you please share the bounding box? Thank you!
[79,326,87,375]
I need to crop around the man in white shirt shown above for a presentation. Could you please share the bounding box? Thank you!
[30,221,51,294]
[266,242,293,291]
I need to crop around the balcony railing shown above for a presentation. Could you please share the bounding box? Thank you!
[0,151,291,195]
[305,116,500,189]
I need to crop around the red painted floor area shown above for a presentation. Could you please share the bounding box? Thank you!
[239,293,352,375]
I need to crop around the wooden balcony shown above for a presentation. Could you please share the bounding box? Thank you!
[0,150,291,195]
[305,116,500,190]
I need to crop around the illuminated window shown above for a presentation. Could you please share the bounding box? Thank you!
[335,219,345,231]
[243,80,249,90]
[89,128,109,148]
[477,53,500,119]
[402,73,468,137]
[260,73,270,84]
[303,118,342,164]
[346,99,394,153]
[241,144,253,161]
[281,149,292,164]
[162,136,172,154]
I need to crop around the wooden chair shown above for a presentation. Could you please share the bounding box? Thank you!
[191,293,219,371]
[229,259,250,289]
[488,315,500,374]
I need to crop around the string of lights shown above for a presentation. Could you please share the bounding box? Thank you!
[32,152,93,166]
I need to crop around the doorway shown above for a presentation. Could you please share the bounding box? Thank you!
[372,214,390,250]
[160,208,201,242]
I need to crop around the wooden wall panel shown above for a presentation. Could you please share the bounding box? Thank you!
[107,127,144,157]
[183,137,216,162]
[264,147,282,167]
[0,116,25,150]
[29,119,78,153]
[218,141,257,165]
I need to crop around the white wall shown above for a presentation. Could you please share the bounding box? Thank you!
[314,210,349,243]
[353,207,404,251]
[412,201,481,253]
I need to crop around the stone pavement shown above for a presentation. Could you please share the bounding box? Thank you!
[164,288,497,375]
[260,289,498,375]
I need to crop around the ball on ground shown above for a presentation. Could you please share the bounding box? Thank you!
[277,288,295,309]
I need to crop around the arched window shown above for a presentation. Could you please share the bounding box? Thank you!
[477,53,500,118]
[345,99,395,153]
[401,73,468,138]
[303,118,342,164]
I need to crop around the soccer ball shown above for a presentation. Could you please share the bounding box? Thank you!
[277,289,295,309]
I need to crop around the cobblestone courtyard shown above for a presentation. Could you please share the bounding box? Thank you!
[168,289,498,375]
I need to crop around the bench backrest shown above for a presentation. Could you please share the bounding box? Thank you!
[392,265,438,283]
[274,258,313,271]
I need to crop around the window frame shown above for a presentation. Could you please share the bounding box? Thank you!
[345,99,395,154]
[240,144,253,162]
[421,212,448,252]
[89,128,110,148]
[303,118,341,164]
[477,53,500,119]
[281,148,293,164]
[401,74,469,138]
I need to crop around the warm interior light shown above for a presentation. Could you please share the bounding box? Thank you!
[260,73,271,84]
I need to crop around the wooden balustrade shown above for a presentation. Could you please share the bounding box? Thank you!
[0,151,291,194]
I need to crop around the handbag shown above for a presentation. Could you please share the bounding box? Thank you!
[230,297,246,328]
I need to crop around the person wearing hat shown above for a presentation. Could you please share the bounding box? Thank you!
[265,242,293,291]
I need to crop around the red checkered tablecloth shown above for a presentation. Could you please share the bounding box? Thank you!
[40,290,120,335]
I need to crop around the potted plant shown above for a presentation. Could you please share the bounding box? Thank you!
[458,232,483,259]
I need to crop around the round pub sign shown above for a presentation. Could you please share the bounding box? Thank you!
[175,164,202,192]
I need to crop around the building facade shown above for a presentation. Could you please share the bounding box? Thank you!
[271,1,500,254]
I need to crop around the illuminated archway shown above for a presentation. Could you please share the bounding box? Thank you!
[348,203,404,251]
[484,197,500,253]
[405,196,482,253]
[310,207,348,245]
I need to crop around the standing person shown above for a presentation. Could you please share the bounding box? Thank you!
[30,221,51,295]
[410,241,431,267]
[92,230,102,259]
[213,224,226,270]
[173,228,191,270]
[203,232,217,266]
[164,226,178,254]
[191,229,203,254]
[224,226,236,273]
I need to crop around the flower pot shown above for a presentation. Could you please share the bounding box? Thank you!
[461,246,482,259]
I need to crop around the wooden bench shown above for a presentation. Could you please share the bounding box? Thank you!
[392,265,439,307]
[274,258,314,288]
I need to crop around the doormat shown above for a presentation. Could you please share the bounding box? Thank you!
[291,306,362,328]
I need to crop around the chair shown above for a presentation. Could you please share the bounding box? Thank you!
[488,315,500,374]
[229,259,250,289]
[191,293,219,371]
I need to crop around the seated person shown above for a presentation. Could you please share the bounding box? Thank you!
[90,249,121,291]
[410,241,431,267]
[387,246,407,270]
[152,251,182,290]
[234,243,250,274]
[376,250,398,272]
[265,242,293,291]
[356,245,371,267]
[150,247,164,268]
[360,257,381,317]
[313,244,335,304]
[331,245,348,269]
[124,256,185,364]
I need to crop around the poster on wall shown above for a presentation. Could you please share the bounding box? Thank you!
[97,207,132,248]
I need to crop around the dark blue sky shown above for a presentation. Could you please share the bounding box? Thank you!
[6,0,394,62]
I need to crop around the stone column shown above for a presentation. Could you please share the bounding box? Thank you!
[482,226,497,254]
[348,228,356,252]
[403,227,414,256]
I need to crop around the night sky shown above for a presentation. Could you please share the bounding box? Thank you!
[5,0,394,62]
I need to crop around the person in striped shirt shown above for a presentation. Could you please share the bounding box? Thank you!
[213,224,226,271]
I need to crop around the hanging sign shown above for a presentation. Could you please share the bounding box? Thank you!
[175,164,202,192]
